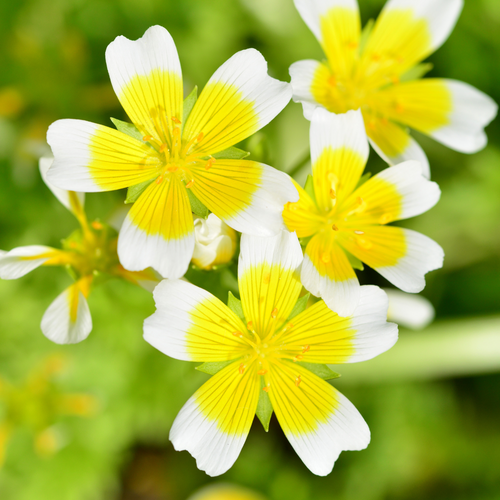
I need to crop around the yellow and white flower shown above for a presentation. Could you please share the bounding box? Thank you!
[283,108,443,317]
[385,288,434,330]
[144,230,398,476]
[290,0,498,176]
[191,214,237,270]
[0,158,158,344]
[47,25,298,279]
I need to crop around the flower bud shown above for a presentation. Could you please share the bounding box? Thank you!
[384,289,435,330]
[191,214,237,270]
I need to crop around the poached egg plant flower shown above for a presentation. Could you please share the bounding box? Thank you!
[143,230,398,476]
[283,108,443,317]
[290,0,498,176]
[47,25,298,279]
[0,158,158,344]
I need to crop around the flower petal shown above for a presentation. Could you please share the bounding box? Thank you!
[190,159,298,237]
[47,119,159,192]
[342,160,440,225]
[280,285,398,364]
[118,175,194,279]
[339,226,444,293]
[289,59,325,120]
[0,246,59,279]
[310,108,369,209]
[170,361,260,477]
[238,231,303,338]
[268,361,370,476]
[302,231,359,317]
[105,25,183,142]
[294,0,361,80]
[384,288,434,330]
[41,280,93,344]
[144,279,248,362]
[184,49,291,156]
[39,157,85,214]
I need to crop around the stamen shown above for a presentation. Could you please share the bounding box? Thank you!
[282,322,294,332]
[295,375,302,387]
[232,331,243,338]
[258,369,268,375]
[185,180,195,189]
[271,308,278,319]
[239,363,245,374]
[197,132,204,142]
[155,175,164,184]
[167,165,178,172]
[204,157,216,170]
[302,345,310,353]
[247,321,253,331]
[160,143,168,152]
[262,386,270,393]
[293,354,304,363]
[142,135,154,142]
[354,230,364,235]
[171,116,182,125]
[91,221,103,230]
[332,224,339,231]
[329,188,336,200]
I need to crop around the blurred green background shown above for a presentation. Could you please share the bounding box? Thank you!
[0,0,499,498]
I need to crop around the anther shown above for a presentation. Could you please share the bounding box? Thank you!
[232,331,243,338]
[171,116,182,124]
[332,224,339,231]
[155,175,164,185]
[239,363,245,374]
[142,135,153,142]
[262,386,270,393]
[271,308,278,319]
[91,221,103,230]
[160,143,168,152]
[258,369,268,375]
[354,230,364,235]
[293,354,304,363]
[197,132,204,142]
[295,375,302,387]
[204,157,216,170]
[247,321,253,331]
[283,322,294,332]
[167,165,178,172]
[302,345,310,353]
[329,188,336,200]
[185,180,195,189]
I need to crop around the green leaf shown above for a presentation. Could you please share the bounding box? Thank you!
[186,187,209,218]
[400,63,433,83]
[183,86,198,124]
[304,174,316,204]
[346,252,364,271]
[195,360,234,375]
[125,179,154,204]
[355,172,372,190]
[211,146,250,160]
[256,378,273,432]
[359,18,374,53]
[227,291,245,322]
[298,362,341,381]
[110,117,143,142]
[287,293,310,321]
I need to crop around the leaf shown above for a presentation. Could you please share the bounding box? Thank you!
[298,362,341,381]
[304,174,317,204]
[186,188,209,218]
[287,293,310,321]
[227,291,245,322]
[195,359,234,375]
[346,252,364,271]
[110,117,143,142]
[183,86,198,124]
[355,172,372,190]
[211,146,250,160]
[359,18,374,54]
[400,63,433,83]
[125,179,154,204]
[256,377,273,432]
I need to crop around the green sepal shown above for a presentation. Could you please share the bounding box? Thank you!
[355,172,372,190]
[211,147,250,160]
[297,362,341,381]
[359,18,374,54]
[110,117,143,142]
[125,179,155,204]
[304,174,317,204]
[195,359,234,375]
[346,252,364,271]
[287,293,310,321]
[183,86,198,124]
[186,187,209,218]
[400,63,433,83]
[256,377,273,432]
[227,291,245,322]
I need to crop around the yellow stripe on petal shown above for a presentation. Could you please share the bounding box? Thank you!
[313,146,367,212]
[320,7,361,81]
[338,225,407,269]
[363,113,411,160]
[375,79,452,134]
[184,81,259,156]
[89,124,160,190]
[283,179,324,238]
[128,174,192,240]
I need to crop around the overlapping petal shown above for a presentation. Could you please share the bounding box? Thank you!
[0,246,63,280]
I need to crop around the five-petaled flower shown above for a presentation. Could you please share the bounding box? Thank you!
[290,0,498,176]
[143,230,398,476]
[0,158,158,344]
[46,25,298,279]
[283,108,444,317]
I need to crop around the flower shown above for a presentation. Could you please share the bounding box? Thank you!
[0,158,159,344]
[282,108,444,317]
[290,0,498,176]
[188,484,267,500]
[191,214,237,270]
[47,25,298,279]
[384,288,435,330]
[143,230,398,476]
